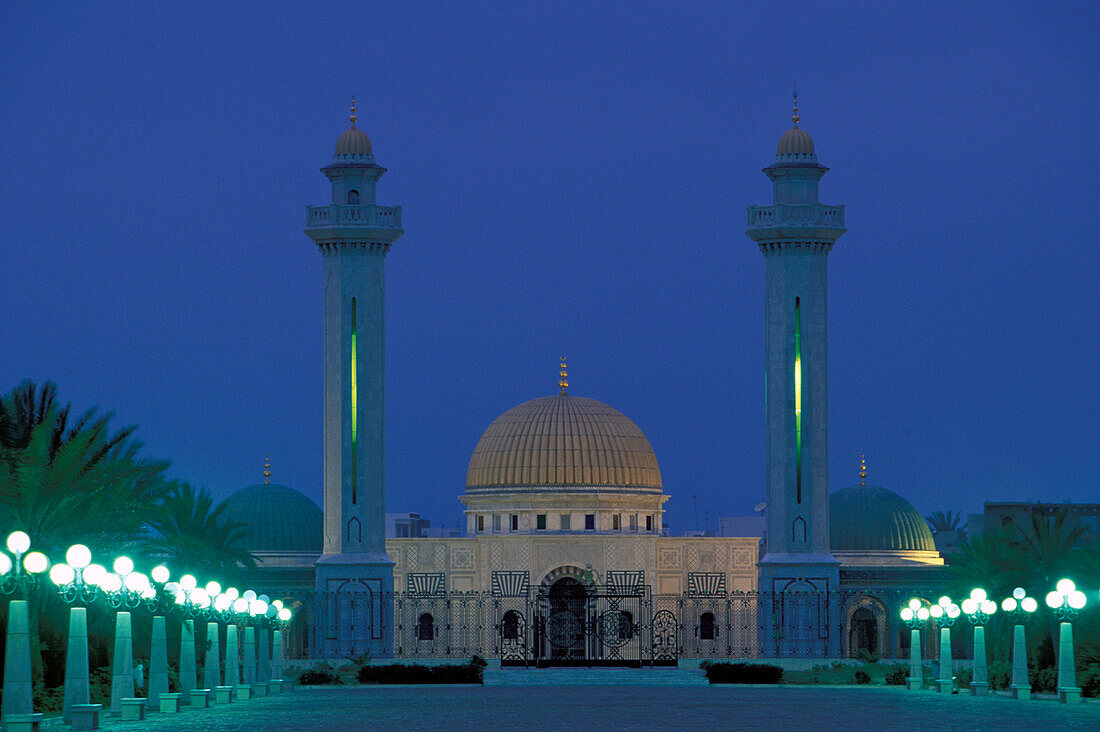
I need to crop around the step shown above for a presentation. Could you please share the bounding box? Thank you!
[483,667,709,686]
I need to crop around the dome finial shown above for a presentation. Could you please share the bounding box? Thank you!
[350,95,358,127]
[264,456,272,484]
[792,84,799,127]
[559,356,569,396]
[859,455,867,485]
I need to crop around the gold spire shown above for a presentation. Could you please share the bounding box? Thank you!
[350,95,358,127]
[264,456,272,484]
[792,86,799,127]
[859,455,867,485]
[559,357,569,396]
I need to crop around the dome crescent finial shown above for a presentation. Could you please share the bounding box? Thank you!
[792,85,799,127]
[350,95,358,127]
[559,356,568,395]
[859,455,867,485]
[264,456,272,484]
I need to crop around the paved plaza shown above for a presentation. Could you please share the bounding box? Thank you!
[94,685,1099,731]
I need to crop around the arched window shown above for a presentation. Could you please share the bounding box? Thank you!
[700,612,716,640]
[417,613,434,641]
[1001,515,1015,528]
[347,189,360,204]
[502,610,521,641]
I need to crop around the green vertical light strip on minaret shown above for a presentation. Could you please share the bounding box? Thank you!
[794,297,802,504]
[351,297,358,505]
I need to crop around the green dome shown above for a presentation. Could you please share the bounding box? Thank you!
[221,484,323,553]
[830,484,935,552]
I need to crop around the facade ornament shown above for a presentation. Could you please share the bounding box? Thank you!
[859,455,867,485]
[559,356,568,395]
[264,456,272,484]
[350,95,358,127]
[792,86,799,127]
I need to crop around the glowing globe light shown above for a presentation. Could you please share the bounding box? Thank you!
[1069,591,1087,610]
[101,573,123,593]
[1002,597,1018,612]
[900,607,914,621]
[112,556,134,576]
[1046,591,1062,609]
[1021,597,1038,613]
[980,600,997,615]
[1056,579,1075,595]
[258,594,270,604]
[266,605,276,618]
[1012,587,1026,600]
[6,531,31,555]
[938,596,951,608]
[907,598,920,611]
[0,553,12,575]
[273,599,284,610]
[66,545,92,570]
[192,589,211,608]
[916,607,930,621]
[233,598,248,614]
[83,564,106,586]
[180,574,197,592]
[930,604,943,618]
[242,590,257,602]
[215,594,231,612]
[278,608,291,622]
[163,581,180,594]
[970,588,987,603]
[251,599,268,616]
[174,591,186,605]
[140,586,157,600]
[23,552,49,574]
[947,604,961,619]
[205,581,221,596]
[151,566,170,584]
[49,564,76,586]
[225,587,239,602]
[125,572,148,593]
[961,598,978,615]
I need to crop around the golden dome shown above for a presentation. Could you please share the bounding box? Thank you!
[465,395,662,492]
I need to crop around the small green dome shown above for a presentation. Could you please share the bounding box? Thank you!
[221,483,322,553]
[830,484,935,552]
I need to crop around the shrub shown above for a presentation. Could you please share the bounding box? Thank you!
[857,648,881,664]
[884,669,908,686]
[470,655,487,668]
[703,663,783,684]
[1079,664,1100,698]
[357,662,484,684]
[853,670,871,685]
[988,660,1011,691]
[1030,667,1056,694]
[954,668,972,689]
[298,669,343,685]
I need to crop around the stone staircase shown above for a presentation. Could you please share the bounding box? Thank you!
[484,666,709,686]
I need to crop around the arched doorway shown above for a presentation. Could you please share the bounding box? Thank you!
[545,577,587,661]
[849,607,877,657]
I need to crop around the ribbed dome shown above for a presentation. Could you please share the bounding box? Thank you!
[221,484,323,553]
[465,395,662,491]
[335,126,372,156]
[830,484,935,552]
[777,126,814,155]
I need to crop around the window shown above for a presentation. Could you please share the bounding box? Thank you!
[629,514,638,532]
[477,515,484,533]
[585,514,595,531]
[417,613,434,641]
[700,612,716,640]
[492,514,501,533]
[398,524,409,538]
[536,514,547,530]
[502,611,521,641]
[612,514,620,531]
[619,611,634,640]
[347,189,359,204]
[560,514,571,531]
[510,514,519,532]
[645,515,653,532]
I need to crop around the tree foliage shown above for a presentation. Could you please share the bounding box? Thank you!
[144,482,257,580]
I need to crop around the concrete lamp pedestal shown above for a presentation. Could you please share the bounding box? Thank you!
[148,615,170,708]
[1057,622,1082,703]
[935,627,952,693]
[214,685,236,704]
[906,628,922,690]
[2,600,36,724]
[179,619,198,703]
[1010,624,1030,700]
[70,703,102,730]
[63,607,92,724]
[969,625,989,696]
[204,622,222,690]
[109,612,135,715]
[158,693,182,713]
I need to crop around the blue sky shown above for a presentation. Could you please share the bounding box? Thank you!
[1,1,1096,533]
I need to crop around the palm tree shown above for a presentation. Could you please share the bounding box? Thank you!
[145,483,257,582]
[926,510,966,537]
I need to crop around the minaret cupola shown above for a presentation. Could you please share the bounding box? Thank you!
[323,97,384,206]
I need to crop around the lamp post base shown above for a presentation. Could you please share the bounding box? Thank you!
[906,677,922,690]
[1058,686,1081,704]
[2,713,44,732]
[969,682,988,696]
[1010,684,1030,700]
[935,679,953,693]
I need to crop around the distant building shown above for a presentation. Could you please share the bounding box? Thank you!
[386,512,431,538]
[970,502,1100,541]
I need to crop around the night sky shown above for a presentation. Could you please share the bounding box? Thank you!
[2,2,1096,534]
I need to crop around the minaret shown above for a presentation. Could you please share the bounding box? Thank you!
[747,92,845,604]
[305,98,403,656]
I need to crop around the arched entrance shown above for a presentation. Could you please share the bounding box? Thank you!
[545,577,587,661]
[849,607,877,657]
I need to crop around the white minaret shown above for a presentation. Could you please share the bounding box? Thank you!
[305,99,403,657]
[746,94,844,654]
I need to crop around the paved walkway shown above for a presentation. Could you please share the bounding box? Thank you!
[95,685,1100,731]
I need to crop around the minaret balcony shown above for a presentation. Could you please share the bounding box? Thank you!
[747,203,844,229]
[306,204,403,230]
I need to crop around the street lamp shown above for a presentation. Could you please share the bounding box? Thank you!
[1000,587,1038,700]
[929,596,961,692]
[960,588,997,696]
[899,598,929,690]
[48,544,106,723]
[1045,579,1087,704]
[1,531,50,729]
